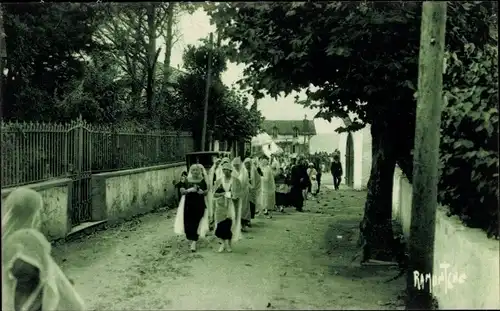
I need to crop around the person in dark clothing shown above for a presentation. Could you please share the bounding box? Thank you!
[274,167,288,211]
[289,157,310,211]
[330,155,343,190]
[299,157,311,199]
[314,158,322,194]
[289,158,304,211]
[174,171,188,204]
[175,165,207,252]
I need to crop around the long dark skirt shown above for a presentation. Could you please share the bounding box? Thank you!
[289,185,304,210]
[316,173,322,193]
[183,195,206,241]
[215,218,233,240]
[249,201,256,219]
[276,192,288,207]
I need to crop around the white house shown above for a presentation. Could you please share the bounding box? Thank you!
[257,118,317,154]
[331,116,372,190]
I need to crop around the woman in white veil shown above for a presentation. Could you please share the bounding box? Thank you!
[212,161,242,252]
[207,157,223,230]
[232,157,251,231]
[174,164,210,252]
[244,157,259,222]
[2,188,85,311]
[260,156,276,215]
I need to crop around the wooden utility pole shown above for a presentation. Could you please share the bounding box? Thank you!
[201,32,213,151]
[406,2,447,310]
[210,32,222,151]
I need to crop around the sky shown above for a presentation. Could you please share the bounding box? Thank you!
[162,8,342,135]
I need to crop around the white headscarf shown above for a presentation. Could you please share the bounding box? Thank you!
[2,188,85,311]
[187,164,206,183]
[2,188,43,241]
[232,157,249,185]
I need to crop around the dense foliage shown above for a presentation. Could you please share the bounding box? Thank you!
[173,42,262,150]
[1,4,258,147]
[440,43,498,237]
[2,3,105,122]
[207,1,498,246]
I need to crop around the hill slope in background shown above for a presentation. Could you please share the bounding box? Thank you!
[309,133,340,153]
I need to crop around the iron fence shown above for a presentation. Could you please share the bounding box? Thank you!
[1,116,194,189]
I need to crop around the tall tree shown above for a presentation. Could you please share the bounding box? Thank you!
[2,3,105,121]
[207,2,496,260]
[95,3,170,121]
[161,3,201,86]
[96,3,202,125]
[0,4,6,113]
[174,41,261,149]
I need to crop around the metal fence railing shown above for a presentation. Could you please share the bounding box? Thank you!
[1,116,194,188]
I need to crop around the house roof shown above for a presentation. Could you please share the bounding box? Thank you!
[261,120,316,136]
[155,63,186,84]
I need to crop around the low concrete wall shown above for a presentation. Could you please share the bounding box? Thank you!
[91,163,186,223]
[1,179,72,240]
[392,167,500,309]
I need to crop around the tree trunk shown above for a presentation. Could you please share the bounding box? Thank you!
[0,4,6,110]
[361,121,397,262]
[146,3,157,120]
[162,3,175,85]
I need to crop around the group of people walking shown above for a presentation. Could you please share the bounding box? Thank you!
[174,152,344,253]
[174,156,278,253]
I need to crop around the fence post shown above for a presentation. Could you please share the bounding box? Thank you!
[111,124,118,169]
[155,135,160,161]
[77,115,84,175]
[15,128,20,184]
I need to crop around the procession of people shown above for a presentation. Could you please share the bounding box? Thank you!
[1,149,343,310]
[174,151,343,253]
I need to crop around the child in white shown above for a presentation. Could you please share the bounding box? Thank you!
[308,163,319,202]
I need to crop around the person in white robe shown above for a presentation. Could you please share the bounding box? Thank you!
[212,162,243,252]
[2,188,85,311]
[232,157,251,231]
[207,157,224,230]
[244,158,260,222]
[260,157,276,215]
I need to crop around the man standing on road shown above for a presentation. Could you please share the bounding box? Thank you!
[313,156,322,195]
[289,157,304,212]
[334,149,341,160]
[330,155,342,190]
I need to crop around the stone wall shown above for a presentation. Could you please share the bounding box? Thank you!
[1,179,72,240]
[91,163,186,223]
[392,167,500,309]
[1,163,186,240]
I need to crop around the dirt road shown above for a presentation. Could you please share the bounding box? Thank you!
[52,177,405,310]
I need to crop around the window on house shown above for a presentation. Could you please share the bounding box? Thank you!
[293,127,299,138]
[272,126,278,138]
[292,144,296,153]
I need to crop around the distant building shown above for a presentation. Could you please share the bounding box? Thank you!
[257,117,316,154]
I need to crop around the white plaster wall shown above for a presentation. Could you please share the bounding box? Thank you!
[353,130,364,189]
[360,125,372,189]
[338,132,347,185]
[392,167,500,309]
[337,125,372,190]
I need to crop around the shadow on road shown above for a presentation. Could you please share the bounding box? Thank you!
[51,187,405,310]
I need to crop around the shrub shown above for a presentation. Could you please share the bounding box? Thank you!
[439,43,498,238]
[398,43,498,238]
